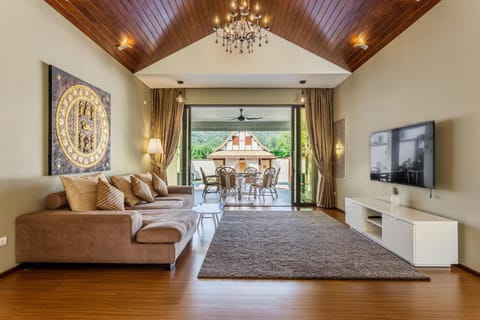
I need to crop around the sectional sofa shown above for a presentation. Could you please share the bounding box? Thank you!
[15,173,197,270]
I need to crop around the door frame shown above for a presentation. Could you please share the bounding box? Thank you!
[180,104,316,206]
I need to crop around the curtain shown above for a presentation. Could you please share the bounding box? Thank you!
[151,88,185,184]
[304,88,335,208]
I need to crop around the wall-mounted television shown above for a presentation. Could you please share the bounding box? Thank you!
[370,121,435,189]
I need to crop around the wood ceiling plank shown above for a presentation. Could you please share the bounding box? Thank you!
[91,0,156,70]
[46,0,138,71]
[45,0,442,73]
[346,1,421,69]
[140,1,176,53]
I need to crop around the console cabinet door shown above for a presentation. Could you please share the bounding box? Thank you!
[382,214,414,263]
[345,199,363,232]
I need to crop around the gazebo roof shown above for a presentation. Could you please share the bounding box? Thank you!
[207,131,275,160]
[207,150,276,159]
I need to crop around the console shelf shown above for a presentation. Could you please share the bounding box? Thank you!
[366,216,382,228]
[345,197,458,267]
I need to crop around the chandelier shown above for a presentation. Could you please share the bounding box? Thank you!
[213,1,270,54]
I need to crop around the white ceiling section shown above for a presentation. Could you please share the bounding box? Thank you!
[135,33,351,88]
[191,107,291,122]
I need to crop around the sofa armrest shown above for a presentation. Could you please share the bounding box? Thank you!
[167,185,193,195]
[16,210,142,263]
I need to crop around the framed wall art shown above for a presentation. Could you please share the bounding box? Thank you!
[48,65,111,175]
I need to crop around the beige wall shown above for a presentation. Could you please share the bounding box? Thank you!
[186,88,300,105]
[0,1,150,273]
[334,0,480,271]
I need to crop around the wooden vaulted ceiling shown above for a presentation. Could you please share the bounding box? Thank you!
[46,0,440,73]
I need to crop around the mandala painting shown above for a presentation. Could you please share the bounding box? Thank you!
[48,65,111,175]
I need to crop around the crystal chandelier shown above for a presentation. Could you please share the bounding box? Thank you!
[213,1,270,54]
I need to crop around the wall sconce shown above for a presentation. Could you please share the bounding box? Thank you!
[117,37,133,51]
[335,143,344,155]
[353,42,368,50]
[353,33,368,50]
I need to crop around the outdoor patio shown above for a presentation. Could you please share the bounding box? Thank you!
[193,181,292,207]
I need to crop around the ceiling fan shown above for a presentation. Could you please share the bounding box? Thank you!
[228,108,263,121]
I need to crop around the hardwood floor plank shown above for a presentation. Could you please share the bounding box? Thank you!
[0,208,478,319]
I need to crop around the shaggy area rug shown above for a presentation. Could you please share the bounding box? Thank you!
[198,211,430,281]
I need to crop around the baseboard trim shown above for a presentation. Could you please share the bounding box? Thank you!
[458,264,480,277]
[0,264,23,278]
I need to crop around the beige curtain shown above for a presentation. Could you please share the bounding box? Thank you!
[151,88,185,183]
[304,88,335,208]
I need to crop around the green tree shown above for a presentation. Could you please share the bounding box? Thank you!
[191,131,229,159]
[252,131,291,158]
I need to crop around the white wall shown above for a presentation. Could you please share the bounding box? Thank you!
[334,0,480,272]
[0,1,150,273]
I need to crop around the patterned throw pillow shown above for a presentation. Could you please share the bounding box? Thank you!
[152,172,168,196]
[134,173,159,197]
[60,172,108,211]
[96,179,124,211]
[131,175,155,203]
[110,175,142,206]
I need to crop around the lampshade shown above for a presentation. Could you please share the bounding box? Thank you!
[147,138,163,154]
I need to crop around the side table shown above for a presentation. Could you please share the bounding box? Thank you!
[193,203,224,229]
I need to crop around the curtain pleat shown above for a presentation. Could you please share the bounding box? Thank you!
[304,88,335,208]
[151,88,185,184]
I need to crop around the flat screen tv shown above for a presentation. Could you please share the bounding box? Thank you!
[370,121,435,189]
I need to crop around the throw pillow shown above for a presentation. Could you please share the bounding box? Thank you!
[44,191,69,210]
[110,175,142,206]
[96,179,124,211]
[131,176,155,203]
[134,173,158,197]
[152,172,168,196]
[60,172,108,211]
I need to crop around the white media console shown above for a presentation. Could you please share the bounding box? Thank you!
[345,197,458,267]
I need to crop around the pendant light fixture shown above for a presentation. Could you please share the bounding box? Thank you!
[298,80,306,104]
[176,80,185,103]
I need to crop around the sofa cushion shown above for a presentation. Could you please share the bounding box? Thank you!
[134,173,158,197]
[96,180,124,211]
[60,173,108,211]
[125,200,183,211]
[161,194,194,209]
[152,172,168,196]
[45,191,69,209]
[110,175,141,206]
[131,176,155,203]
[136,210,196,243]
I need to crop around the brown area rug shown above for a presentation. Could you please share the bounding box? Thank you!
[198,211,430,281]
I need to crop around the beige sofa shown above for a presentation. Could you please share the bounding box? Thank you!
[15,185,196,270]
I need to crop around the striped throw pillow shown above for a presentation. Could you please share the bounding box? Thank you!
[96,179,125,211]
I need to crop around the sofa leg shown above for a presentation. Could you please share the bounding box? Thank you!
[162,263,175,271]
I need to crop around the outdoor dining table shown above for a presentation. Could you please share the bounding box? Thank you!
[235,172,261,200]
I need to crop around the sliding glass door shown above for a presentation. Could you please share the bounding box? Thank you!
[179,105,316,206]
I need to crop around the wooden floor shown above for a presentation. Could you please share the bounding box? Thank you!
[1,208,479,320]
